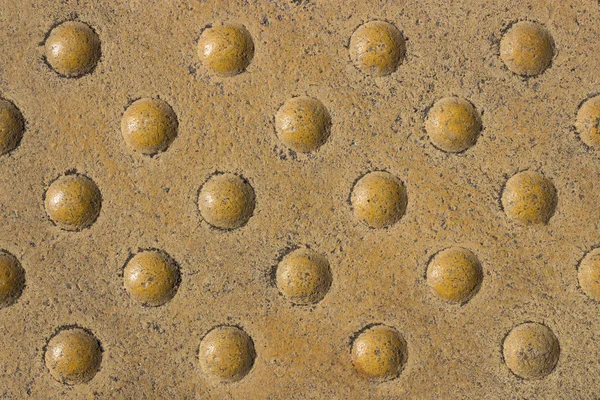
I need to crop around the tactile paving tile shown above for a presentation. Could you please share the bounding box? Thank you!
[1,0,600,399]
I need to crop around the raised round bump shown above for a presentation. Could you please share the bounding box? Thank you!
[425,97,482,153]
[576,95,600,148]
[44,173,102,231]
[500,21,554,76]
[198,325,256,382]
[427,247,483,303]
[349,21,406,77]
[501,171,556,225]
[503,322,559,379]
[350,171,407,229]
[121,98,178,155]
[0,99,25,155]
[351,324,407,382]
[44,21,101,77]
[275,248,332,305]
[578,248,600,301]
[275,96,331,153]
[45,327,102,385]
[197,173,255,230]
[197,23,254,77]
[123,250,180,306]
[0,250,25,308]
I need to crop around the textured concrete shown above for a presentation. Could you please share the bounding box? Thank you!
[1,0,600,398]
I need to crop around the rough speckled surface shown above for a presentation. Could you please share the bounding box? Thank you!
[1,0,600,398]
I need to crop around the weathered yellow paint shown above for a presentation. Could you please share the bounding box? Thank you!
[121,98,178,155]
[501,171,556,225]
[426,97,482,153]
[578,248,600,301]
[0,251,25,308]
[45,328,102,385]
[44,174,102,231]
[197,173,255,230]
[0,100,24,155]
[276,248,332,305]
[123,250,180,306]
[503,323,559,379]
[576,95,600,147]
[197,23,254,77]
[351,171,407,229]
[198,326,255,382]
[427,247,482,303]
[44,21,100,77]
[500,21,554,76]
[349,21,405,77]
[275,96,331,153]
[351,325,407,382]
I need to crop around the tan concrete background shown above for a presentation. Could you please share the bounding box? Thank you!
[0,0,599,398]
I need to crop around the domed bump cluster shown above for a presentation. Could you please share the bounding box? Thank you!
[502,322,560,379]
[275,248,332,305]
[351,324,408,382]
[426,247,483,304]
[500,21,554,77]
[2,4,599,395]
[197,173,256,230]
[121,98,178,156]
[576,95,600,148]
[44,172,102,231]
[197,23,254,77]
[0,250,25,308]
[577,248,600,301]
[0,99,25,155]
[44,327,102,385]
[123,249,180,307]
[198,325,256,383]
[350,171,408,229]
[44,21,101,78]
[275,96,332,153]
[349,20,406,77]
[501,171,557,225]
[425,97,482,153]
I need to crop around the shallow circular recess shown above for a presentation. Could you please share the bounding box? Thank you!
[44,21,101,77]
[576,95,600,148]
[197,23,254,77]
[275,248,332,305]
[351,324,407,382]
[44,327,102,385]
[425,97,482,153]
[121,98,178,155]
[349,20,406,77]
[0,250,25,308]
[275,96,332,153]
[500,21,554,76]
[44,173,102,231]
[427,247,483,303]
[502,322,560,379]
[197,173,255,230]
[0,99,25,155]
[198,325,256,383]
[578,248,600,301]
[350,171,408,229]
[501,171,556,225]
[123,250,180,306]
